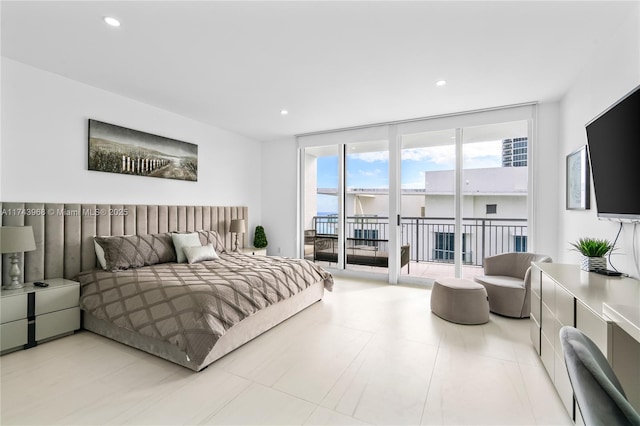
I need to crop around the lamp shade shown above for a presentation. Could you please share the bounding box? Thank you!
[1,226,37,254]
[229,219,246,234]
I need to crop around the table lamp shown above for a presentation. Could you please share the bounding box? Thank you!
[229,219,246,252]
[1,226,37,289]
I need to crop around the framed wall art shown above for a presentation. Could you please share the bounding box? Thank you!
[88,119,198,182]
[566,145,590,210]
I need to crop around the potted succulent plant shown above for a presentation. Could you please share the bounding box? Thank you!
[569,237,614,272]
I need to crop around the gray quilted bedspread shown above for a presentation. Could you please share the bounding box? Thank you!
[77,253,333,365]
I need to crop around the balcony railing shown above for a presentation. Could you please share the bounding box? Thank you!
[311,215,527,267]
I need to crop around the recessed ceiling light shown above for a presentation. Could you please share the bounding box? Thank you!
[436,80,447,87]
[103,16,121,27]
[280,110,288,115]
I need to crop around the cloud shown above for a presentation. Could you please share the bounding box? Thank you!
[463,141,502,160]
[402,146,455,165]
[348,140,504,169]
[359,168,382,177]
[349,152,388,162]
[402,141,502,169]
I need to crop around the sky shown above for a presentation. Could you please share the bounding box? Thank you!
[316,140,504,213]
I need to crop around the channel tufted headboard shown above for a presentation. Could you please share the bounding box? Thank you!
[0,202,248,285]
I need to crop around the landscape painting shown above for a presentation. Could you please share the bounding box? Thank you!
[88,119,198,182]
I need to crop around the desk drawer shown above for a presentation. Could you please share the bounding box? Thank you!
[541,301,555,340]
[531,266,542,297]
[541,273,556,312]
[530,316,541,355]
[541,332,554,379]
[576,301,608,357]
[531,289,541,324]
[554,352,574,416]
[555,285,574,327]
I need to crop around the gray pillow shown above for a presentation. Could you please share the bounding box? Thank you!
[94,235,133,270]
[197,230,227,254]
[183,244,219,264]
[94,233,176,271]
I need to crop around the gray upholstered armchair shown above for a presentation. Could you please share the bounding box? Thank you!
[474,252,551,318]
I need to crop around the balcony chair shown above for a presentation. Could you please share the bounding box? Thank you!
[474,252,551,318]
[560,326,640,426]
[304,229,315,260]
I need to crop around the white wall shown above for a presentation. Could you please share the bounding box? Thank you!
[1,59,263,240]
[532,101,561,259]
[261,137,298,256]
[558,7,640,277]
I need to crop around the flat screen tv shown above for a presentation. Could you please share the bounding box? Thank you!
[585,84,640,222]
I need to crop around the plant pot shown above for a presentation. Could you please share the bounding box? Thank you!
[580,255,607,272]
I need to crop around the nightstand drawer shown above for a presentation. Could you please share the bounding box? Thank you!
[1,294,28,323]
[36,307,80,341]
[35,285,79,315]
[1,319,28,351]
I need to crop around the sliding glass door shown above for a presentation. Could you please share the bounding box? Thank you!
[299,105,535,284]
[461,121,530,281]
[302,146,340,266]
[300,127,389,278]
[345,139,389,274]
[400,128,456,279]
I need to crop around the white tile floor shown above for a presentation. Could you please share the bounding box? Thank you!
[0,277,573,425]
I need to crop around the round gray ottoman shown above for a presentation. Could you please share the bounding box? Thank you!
[431,278,490,325]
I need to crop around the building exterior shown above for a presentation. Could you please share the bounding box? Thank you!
[502,137,528,167]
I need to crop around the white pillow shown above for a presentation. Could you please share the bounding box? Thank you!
[183,244,219,264]
[172,232,202,263]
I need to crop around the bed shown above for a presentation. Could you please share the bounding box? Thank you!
[0,203,332,371]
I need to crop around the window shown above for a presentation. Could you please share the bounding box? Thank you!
[353,229,379,247]
[434,232,469,261]
[486,204,497,214]
[515,235,527,252]
[435,232,455,261]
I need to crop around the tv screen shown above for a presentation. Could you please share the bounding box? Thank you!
[585,84,640,221]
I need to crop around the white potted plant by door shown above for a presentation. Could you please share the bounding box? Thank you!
[570,237,614,272]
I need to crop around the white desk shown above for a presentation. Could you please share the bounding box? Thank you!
[603,302,640,343]
[530,263,640,420]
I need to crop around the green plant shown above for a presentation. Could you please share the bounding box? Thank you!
[569,237,614,257]
[253,225,268,249]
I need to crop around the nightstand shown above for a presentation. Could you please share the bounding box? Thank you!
[1,278,80,354]
[240,247,267,256]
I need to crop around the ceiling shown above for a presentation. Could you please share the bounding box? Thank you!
[2,1,637,141]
